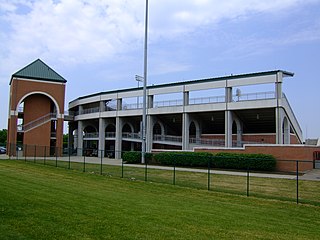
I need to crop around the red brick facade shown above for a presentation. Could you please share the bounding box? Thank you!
[195,145,320,172]
[7,78,65,156]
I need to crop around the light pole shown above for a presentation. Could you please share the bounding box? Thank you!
[135,75,143,108]
[141,0,148,164]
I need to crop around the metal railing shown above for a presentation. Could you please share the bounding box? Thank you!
[17,113,56,132]
[105,132,116,138]
[189,95,226,105]
[153,134,182,143]
[84,132,99,138]
[189,137,225,146]
[81,107,100,115]
[122,132,141,139]
[233,91,275,102]
[74,91,278,114]
[122,103,143,110]
[282,93,303,135]
[153,99,183,108]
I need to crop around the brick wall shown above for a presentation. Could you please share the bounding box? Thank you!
[195,145,320,172]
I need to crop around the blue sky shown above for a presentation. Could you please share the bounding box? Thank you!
[0,0,319,139]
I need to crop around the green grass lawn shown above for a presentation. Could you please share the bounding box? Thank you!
[14,157,320,205]
[1,160,320,240]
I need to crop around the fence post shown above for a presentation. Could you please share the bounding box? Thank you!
[16,146,19,160]
[296,160,299,204]
[145,152,148,182]
[34,145,36,163]
[55,147,58,167]
[25,144,27,162]
[68,148,71,169]
[246,167,250,197]
[83,152,86,172]
[121,155,124,178]
[173,159,176,185]
[207,158,211,191]
[100,150,103,175]
[44,146,46,165]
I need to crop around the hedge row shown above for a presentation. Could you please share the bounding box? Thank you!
[214,152,276,171]
[153,151,213,167]
[122,151,153,164]
[122,151,276,171]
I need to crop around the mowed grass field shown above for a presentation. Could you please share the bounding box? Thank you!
[1,160,320,240]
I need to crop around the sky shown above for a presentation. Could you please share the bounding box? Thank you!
[0,0,320,139]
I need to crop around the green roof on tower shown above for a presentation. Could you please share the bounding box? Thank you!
[10,59,67,85]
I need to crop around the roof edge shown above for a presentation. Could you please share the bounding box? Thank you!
[10,58,67,85]
[69,69,294,104]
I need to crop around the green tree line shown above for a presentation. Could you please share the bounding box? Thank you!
[0,129,7,145]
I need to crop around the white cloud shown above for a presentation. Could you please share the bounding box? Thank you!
[0,0,317,83]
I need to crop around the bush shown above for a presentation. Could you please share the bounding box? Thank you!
[122,151,153,164]
[214,152,276,171]
[154,152,213,167]
[153,151,276,171]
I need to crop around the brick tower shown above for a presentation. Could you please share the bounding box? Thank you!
[7,59,67,156]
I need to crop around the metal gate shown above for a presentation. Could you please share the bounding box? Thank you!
[314,151,320,169]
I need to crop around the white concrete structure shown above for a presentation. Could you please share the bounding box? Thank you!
[68,70,303,157]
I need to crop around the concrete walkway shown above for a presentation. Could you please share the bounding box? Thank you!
[300,169,320,181]
[1,154,320,181]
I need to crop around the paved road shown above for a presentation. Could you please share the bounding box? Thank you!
[1,154,320,181]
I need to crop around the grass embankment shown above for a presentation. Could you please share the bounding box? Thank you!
[1,160,320,239]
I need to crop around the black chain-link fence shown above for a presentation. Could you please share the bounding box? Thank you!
[5,143,320,206]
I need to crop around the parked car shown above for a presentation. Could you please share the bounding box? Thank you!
[0,147,6,154]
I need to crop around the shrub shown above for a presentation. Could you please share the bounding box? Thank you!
[122,151,153,164]
[214,152,276,171]
[153,152,213,167]
[153,151,276,171]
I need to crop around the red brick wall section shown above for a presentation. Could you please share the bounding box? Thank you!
[200,134,300,144]
[7,78,66,156]
[23,94,51,156]
[10,79,65,114]
[195,145,320,172]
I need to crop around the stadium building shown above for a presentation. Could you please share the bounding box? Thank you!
[7,59,320,171]
[68,69,302,158]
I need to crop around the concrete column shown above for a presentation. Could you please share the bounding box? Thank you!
[275,72,284,144]
[225,86,233,148]
[98,118,106,157]
[183,91,189,106]
[77,121,83,156]
[283,117,290,144]
[148,95,154,108]
[182,113,190,150]
[100,100,105,112]
[117,98,122,111]
[275,72,283,100]
[79,105,83,115]
[232,114,243,147]
[237,126,243,147]
[225,111,233,148]
[68,123,73,152]
[225,86,233,103]
[275,108,283,144]
[115,117,122,159]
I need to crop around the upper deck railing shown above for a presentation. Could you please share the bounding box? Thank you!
[74,91,277,115]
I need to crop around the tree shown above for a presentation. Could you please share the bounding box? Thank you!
[0,129,7,145]
[63,134,68,148]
